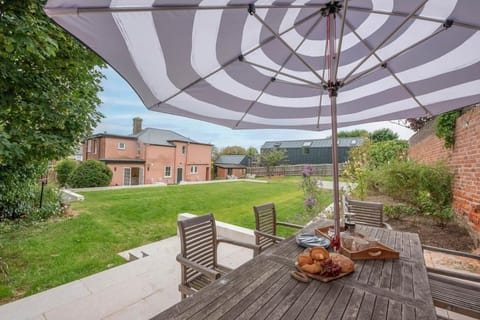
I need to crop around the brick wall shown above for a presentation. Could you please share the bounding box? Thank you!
[408,105,480,246]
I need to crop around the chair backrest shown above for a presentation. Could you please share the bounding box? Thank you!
[345,197,384,228]
[177,213,218,284]
[253,203,277,249]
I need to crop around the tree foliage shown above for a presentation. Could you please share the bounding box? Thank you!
[0,0,105,218]
[369,128,399,142]
[334,129,369,138]
[55,159,78,187]
[405,117,431,132]
[260,149,287,176]
[68,160,112,188]
[246,146,258,156]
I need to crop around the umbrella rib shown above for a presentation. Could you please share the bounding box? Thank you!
[342,19,432,116]
[235,14,324,128]
[250,8,328,86]
[317,42,329,129]
[151,8,322,109]
[333,0,349,82]
[48,4,338,16]
[241,60,322,89]
[342,0,430,84]
[348,6,480,31]
[235,80,272,128]
[342,22,448,87]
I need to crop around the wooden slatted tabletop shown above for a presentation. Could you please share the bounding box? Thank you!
[151,221,436,320]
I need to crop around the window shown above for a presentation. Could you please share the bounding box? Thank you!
[118,142,126,150]
[190,166,198,174]
[182,145,186,154]
[303,147,310,154]
[93,140,97,154]
[87,140,92,153]
[164,166,172,177]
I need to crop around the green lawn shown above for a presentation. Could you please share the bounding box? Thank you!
[0,177,332,303]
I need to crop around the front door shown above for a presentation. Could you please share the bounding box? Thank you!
[177,167,183,184]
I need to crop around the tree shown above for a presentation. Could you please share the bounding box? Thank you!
[246,146,258,156]
[260,149,287,177]
[0,1,105,218]
[369,128,399,143]
[220,146,247,155]
[336,129,369,138]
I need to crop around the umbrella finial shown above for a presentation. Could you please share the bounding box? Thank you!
[443,19,454,29]
[248,4,255,15]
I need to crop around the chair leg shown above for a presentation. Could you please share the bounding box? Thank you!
[181,292,186,300]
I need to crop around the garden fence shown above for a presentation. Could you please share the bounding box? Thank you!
[246,163,344,177]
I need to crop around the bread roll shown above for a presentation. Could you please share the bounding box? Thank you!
[310,247,329,261]
[330,253,354,273]
[297,252,313,267]
[300,260,323,274]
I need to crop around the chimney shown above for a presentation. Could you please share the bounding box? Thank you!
[133,117,143,134]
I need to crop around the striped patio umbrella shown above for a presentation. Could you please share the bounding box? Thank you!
[44,0,480,248]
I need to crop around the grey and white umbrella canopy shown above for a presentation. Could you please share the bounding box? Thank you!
[45,0,480,131]
[45,0,480,247]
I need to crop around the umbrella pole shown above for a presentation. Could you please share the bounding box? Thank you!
[329,94,341,251]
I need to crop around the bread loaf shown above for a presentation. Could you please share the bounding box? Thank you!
[300,260,323,274]
[330,253,354,273]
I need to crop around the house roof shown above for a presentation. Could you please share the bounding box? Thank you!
[261,137,364,149]
[215,155,247,165]
[89,128,212,147]
[215,164,246,169]
[131,128,198,146]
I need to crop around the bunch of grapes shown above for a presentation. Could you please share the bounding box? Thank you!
[320,258,342,277]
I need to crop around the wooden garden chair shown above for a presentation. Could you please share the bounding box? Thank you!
[253,202,303,254]
[422,245,480,319]
[176,213,258,299]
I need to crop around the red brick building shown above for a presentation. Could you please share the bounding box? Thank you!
[408,105,480,245]
[83,118,212,186]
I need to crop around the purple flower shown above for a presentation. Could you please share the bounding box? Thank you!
[303,165,314,177]
[304,197,316,208]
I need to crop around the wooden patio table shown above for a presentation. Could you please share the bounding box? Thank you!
[151,219,436,320]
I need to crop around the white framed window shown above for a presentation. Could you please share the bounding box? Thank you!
[190,166,198,174]
[117,142,126,150]
[182,145,186,154]
[93,140,97,154]
[164,166,172,177]
[87,140,92,153]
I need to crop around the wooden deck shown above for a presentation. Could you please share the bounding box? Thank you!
[152,221,436,320]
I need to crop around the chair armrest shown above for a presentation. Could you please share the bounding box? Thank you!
[277,221,303,229]
[217,237,260,256]
[176,254,220,281]
[427,266,480,283]
[254,230,284,242]
[422,245,480,260]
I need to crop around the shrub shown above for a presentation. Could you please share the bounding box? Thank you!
[368,161,453,212]
[55,159,78,187]
[384,204,418,220]
[68,160,112,188]
[33,184,62,220]
[368,140,408,169]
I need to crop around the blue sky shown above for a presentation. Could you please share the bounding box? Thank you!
[95,68,415,151]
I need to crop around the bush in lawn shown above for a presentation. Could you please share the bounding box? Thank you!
[368,140,408,169]
[68,160,112,188]
[56,159,78,187]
